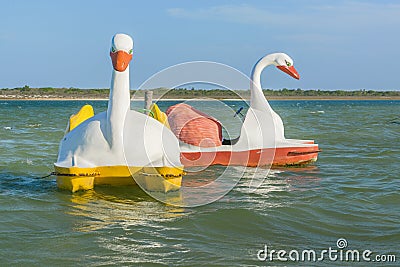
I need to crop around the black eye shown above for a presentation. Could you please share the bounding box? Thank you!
[285,60,291,67]
[111,47,116,53]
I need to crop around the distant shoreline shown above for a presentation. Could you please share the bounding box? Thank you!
[1,87,400,101]
[2,87,400,100]
[1,96,400,101]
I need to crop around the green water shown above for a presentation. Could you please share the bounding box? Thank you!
[0,100,399,266]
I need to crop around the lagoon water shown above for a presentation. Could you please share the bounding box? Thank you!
[0,100,399,266]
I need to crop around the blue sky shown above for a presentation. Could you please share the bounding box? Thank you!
[1,0,399,90]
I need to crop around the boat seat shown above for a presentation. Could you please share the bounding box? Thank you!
[149,103,170,129]
[67,104,94,132]
[166,103,223,147]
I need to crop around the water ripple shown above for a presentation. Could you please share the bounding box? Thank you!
[1,100,399,266]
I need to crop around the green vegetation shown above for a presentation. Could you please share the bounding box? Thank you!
[0,86,399,99]
[0,87,111,99]
[262,88,400,97]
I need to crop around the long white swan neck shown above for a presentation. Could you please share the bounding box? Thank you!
[106,66,130,148]
[248,53,287,141]
[250,54,276,110]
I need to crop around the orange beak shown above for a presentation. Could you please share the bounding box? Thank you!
[110,50,132,72]
[277,65,300,80]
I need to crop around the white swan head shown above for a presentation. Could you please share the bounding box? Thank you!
[110,33,134,72]
[273,53,300,80]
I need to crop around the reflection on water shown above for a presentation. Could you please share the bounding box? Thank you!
[67,186,189,232]
[280,166,322,192]
[239,167,320,193]
[65,164,322,232]
[272,165,321,191]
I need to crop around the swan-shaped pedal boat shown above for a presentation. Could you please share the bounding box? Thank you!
[54,33,184,192]
[151,53,320,167]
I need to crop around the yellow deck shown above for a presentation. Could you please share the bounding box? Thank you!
[55,165,184,193]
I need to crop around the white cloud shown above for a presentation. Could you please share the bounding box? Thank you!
[0,33,14,41]
[166,2,400,45]
[166,2,400,29]
[166,5,283,26]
